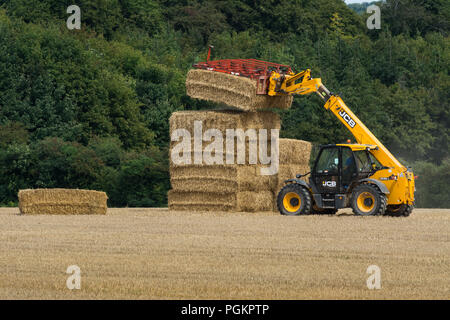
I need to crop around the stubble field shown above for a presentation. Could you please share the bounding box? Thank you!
[0,207,448,299]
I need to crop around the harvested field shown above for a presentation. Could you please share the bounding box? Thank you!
[186,69,293,111]
[0,207,448,299]
[18,189,107,215]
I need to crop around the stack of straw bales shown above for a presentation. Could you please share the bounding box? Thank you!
[168,70,312,212]
[18,189,108,215]
[168,110,280,212]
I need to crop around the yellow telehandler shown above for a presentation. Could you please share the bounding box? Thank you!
[268,69,415,216]
[193,52,415,216]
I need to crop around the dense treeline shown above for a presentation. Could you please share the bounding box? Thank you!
[0,0,448,208]
[347,2,376,15]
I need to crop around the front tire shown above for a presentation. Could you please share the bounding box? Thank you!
[351,184,387,216]
[277,183,312,216]
[385,204,413,217]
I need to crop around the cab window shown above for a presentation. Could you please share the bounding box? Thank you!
[368,153,383,170]
[315,148,339,174]
[342,147,357,180]
[354,151,372,173]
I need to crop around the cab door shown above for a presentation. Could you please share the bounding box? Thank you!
[312,146,340,194]
[341,147,358,191]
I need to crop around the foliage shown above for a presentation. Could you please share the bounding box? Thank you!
[408,159,450,208]
[348,2,378,15]
[0,137,169,207]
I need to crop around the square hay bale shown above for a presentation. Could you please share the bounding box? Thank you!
[279,138,312,164]
[236,191,274,212]
[168,190,235,211]
[236,165,277,191]
[18,189,108,215]
[169,164,277,193]
[168,190,274,212]
[169,144,274,168]
[170,110,281,135]
[186,69,293,111]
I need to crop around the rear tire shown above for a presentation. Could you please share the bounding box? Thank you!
[277,183,312,216]
[351,184,387,216]
[385,204,413,217]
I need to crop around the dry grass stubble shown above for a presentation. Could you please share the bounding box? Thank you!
[0,207,448,299]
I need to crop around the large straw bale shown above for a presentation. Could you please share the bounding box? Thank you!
[168,190,274,212]
[168,203,233,212]
[279,138,312,164]
[186,69,293,111]
[237,191,274,212]
[169,141,271,159]
[18,189,107,215]
[170,178,236,194]
[170,164,236,179]
[168,190,235,211]
[236,166,277,191]
[169,110,280,134]
[169,165,277,193]
[169,148,274,169]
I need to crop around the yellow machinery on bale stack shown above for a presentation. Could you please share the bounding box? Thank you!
[192,47,415,217]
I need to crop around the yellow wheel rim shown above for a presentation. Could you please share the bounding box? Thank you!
[357,192,375,213]
[283,192,301,213]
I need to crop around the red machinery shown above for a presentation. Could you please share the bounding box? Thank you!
[192,46,292,94]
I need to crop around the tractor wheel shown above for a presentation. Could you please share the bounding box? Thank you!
[277,183,312,216]
[351,184,387,216]
[385,204,413,217]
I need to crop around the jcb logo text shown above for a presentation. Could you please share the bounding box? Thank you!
[339,110,356,128]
